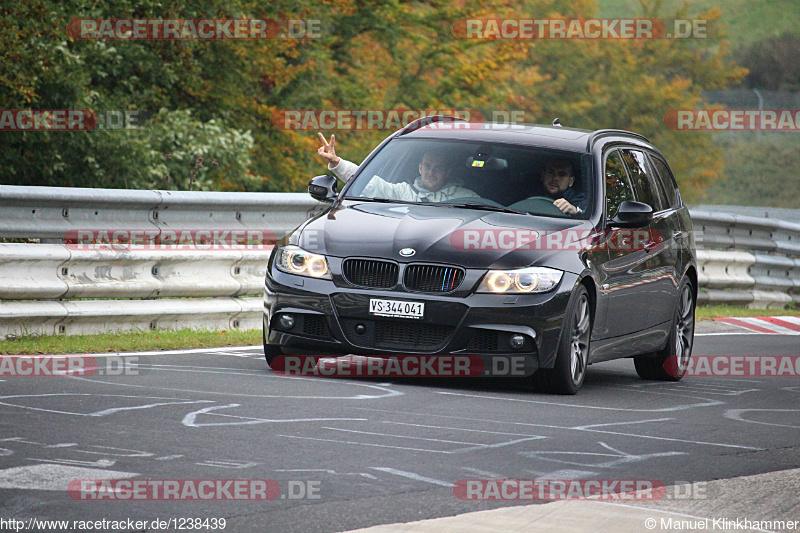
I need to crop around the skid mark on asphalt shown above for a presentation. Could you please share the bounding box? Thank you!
[275,415,547,455]
[61,369,404,400]
[634,382,761,396]
[0,464,138,491]
[181,403,368,427]
[460,467,505,478]
[346,407,762,451]
[569,418,674,430]
[435,390,723,412]
[194,460,260,469]
[0,439,153,458]
[519,441,686,468]
[26,458,117,468]
[275,469,378,480]
[525,469,600,479]
[383,420,547,438]
[0,394,213,417]
[370,467,454,487]
[723,408,800,429]
[276,433,461,454]
[0,436,280,477]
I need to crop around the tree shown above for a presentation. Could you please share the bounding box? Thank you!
[737,32,800,91]
[500,0,746,200]
[1,0,748,201]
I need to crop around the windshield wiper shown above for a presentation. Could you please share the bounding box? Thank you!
[445,202,528,215]
[346,196,418,205]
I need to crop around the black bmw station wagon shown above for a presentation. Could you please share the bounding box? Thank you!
[263,116,697,394]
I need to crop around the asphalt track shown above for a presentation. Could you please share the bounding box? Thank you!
[0,322,798,532]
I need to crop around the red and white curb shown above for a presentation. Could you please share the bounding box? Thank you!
[714,316,800,335]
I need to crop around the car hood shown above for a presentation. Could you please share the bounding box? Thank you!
[293,200,592,271]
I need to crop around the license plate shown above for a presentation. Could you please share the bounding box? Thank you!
[369,299,424,319]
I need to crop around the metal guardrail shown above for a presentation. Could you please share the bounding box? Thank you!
[0,184,322,339]
[0,184,797,339]
[0,184,321,242]
[0,243,271,299]
[0,241,273,337]
[690,209,800,308]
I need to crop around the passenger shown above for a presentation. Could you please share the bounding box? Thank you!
[317,132,479,202]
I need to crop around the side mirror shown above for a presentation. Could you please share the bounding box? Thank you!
[308,175,338,203]
[609,200,653,227]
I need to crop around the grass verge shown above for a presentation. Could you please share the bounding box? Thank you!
[0,328,262,355]
[1,305,798,355]
[695,304,800,320]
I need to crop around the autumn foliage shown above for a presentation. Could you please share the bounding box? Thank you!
[0,0,745,200]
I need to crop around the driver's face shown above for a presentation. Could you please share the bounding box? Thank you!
[419,153,449,192]
[541,160,574,196]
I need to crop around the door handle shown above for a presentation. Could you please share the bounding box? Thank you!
[644,240,660,252]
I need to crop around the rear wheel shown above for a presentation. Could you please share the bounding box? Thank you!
[538,284,591,394]
[634,278,695,381]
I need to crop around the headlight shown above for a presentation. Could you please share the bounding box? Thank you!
[275,245,331,279]
[476,266,562,294]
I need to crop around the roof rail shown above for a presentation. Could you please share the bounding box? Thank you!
[586,129,650,151]
[398,115,469,135]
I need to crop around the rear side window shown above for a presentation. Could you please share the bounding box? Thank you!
[621,149,663,212]
[604,150,634,219]
[649,156,680,208]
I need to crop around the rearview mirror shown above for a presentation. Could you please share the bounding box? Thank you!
[308,175,338,203]
[608,200,653,228]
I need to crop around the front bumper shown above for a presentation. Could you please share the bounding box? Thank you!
[263,265,578,370]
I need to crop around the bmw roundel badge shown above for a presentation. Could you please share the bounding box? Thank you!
[399,248,416,257]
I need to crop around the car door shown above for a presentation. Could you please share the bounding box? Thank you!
[621,148,682,328]
[597,149,647,338]
[600,148,666,338]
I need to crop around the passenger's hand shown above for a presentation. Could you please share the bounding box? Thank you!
[317,132,340,167]
[553,198,578,215]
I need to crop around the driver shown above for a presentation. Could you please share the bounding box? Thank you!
[317,132,480,202]
[539,158,588,215]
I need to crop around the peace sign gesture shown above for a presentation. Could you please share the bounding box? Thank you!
[317,132,340,166]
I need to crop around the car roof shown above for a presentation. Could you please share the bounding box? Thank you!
[396,119,653,154]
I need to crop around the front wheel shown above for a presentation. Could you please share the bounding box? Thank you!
[634,278,695,381]
[538,284,592,394]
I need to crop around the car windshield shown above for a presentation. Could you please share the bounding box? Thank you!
[343,138,592,219]
[345,139,592,218]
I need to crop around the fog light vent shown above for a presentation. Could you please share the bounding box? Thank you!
[279,314,295,330]
[509,334,526,350]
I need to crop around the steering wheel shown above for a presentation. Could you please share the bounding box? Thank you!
[508,196,565,216]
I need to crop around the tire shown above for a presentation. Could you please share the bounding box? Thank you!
[538,284,592,395]
[634,278,695,381]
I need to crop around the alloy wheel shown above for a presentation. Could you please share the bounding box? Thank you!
[570,293,591,386]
